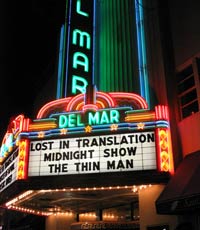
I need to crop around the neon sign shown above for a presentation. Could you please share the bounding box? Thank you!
[0,92,174,178]
[66,0,94,96]
[0,115,30,162]
[56,109,121,128]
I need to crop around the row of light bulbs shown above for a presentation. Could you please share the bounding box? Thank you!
[5,184,152,216]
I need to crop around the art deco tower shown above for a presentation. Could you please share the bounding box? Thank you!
[56,0,150,106]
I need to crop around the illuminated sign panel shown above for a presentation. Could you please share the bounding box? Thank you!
[28,131,156,176]
[0,150,18,192]
[66,0,94,95]
[0,92,174,192]
[51,108,128,129]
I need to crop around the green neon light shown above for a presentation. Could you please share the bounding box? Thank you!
[76,0,89,17]
[72,29,91,49]
[59,114,84,128]
[110,110,120,123]
[57,25,64,99]
[73,52,89,72]
[88,110,120,125]
[72,75,88,94]
[58,109,120,128]
[88,112,99,125]
[95,1,138,93]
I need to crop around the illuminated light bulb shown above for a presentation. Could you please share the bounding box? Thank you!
[110,124,118,131]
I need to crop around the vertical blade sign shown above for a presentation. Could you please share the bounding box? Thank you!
[66,0,94,96]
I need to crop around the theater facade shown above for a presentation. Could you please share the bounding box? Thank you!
[0,0,180,229]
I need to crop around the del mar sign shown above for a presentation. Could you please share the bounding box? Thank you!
[51,108,128,128]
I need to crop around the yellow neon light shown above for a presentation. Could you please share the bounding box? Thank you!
[29,122,57,131]
[60,129,68,135]
[85,125,92,133]
[125,112,155,122]
[137,122,145,129]
[157,128,174,174]
[38,132,45,138]
[17,140,29,180]
[110,124,118,131]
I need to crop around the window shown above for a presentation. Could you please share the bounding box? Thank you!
[176,57,200,120]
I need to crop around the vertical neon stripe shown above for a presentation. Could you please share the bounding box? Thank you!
[156,128,174,174]
[135,0,150,106]
[17,139,29,180]
[92,0,96,85]
[64,0,72,97]
[56,0,68,99]
[56,25,65,99]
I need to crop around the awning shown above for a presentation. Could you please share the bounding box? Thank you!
[156,151,200,214]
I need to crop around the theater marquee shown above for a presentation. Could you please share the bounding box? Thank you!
[28,132,156,176]
[0,91,174,192]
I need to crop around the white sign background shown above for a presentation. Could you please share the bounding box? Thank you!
[0,150,18,192]
[28,132,157,176]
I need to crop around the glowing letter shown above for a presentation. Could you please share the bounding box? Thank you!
[72,75,88,94]
[76,0,89,17]
[59,115,68,128]
[73,52,89,72]
[110,110,120,123]
[72,29,91,49]
[88,112,100,125]
[68,114,76,127]
[100,111,109,124]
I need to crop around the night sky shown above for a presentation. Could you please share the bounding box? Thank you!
[0,0,66,139]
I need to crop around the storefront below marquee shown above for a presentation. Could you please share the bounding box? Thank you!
[0,171,178,230]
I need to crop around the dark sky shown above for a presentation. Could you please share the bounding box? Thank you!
[168,0,200,66]
[0,0,66,139]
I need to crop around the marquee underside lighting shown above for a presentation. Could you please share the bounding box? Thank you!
[4,184,152,216]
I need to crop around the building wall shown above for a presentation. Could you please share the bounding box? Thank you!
[46,214,76,230]
[139,184,177,230]
[178,112,200,157]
